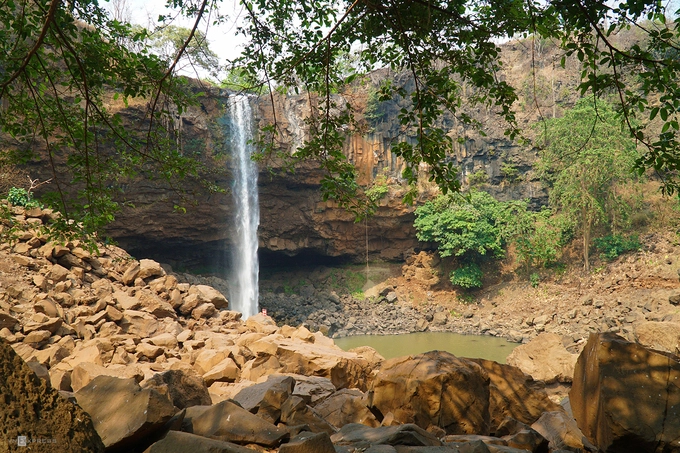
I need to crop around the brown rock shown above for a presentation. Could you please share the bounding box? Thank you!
[193,302,217,319]
[261,338,371,390]
[194,349,228,375]
[114,290,142,310]
[121,262,141,285]
[634,321,680,355]
[570,332,680,453]
[32,343,69,367]
[0,339,105,452]
[141,294,178,319]
[506,333,578,384]
[279,431,336,453]
[48,264,70,282]
[281,395,337,434]
[330,423,442,447]
[0,312,20,330]
[503,428,549,453]
[26,360,51,385]
[193,284,229,309]
[143,430,258,453]
[75,375,176,450]
[203,357,240,386]
[137,342,165,360]
[531,411,595,452]
[245,313,279,334]
[34,298,59,317]
[138,259,165,280]
[141,369,212,409]
[370,351,490,435]
[468,358,561,432]
[185,399,289,447]
[49,364,73,391]
[232,375,294,423]
[149,332,179,349]
[71,362,144,392]
[23,329,51,345]
[179,293,203,315]
[25,317,63,336]
[315,388,380,428]
[288,373,337,405]
[105,304,124,322]
[119,310,159,338]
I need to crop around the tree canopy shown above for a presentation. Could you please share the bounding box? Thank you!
[1,0,679,231]
[536,98,641,270]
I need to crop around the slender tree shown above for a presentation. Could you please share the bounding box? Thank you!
[536,98,640,271]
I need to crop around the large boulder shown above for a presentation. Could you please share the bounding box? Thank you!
[143,431,258,453]
[369,351,490,435]
[0,339,104,452]
[468,358,562,433]
[75,375,177,450]
[314,388,380,428]
[634,321,680,355]
[232,374,295,423]
[280,395,337,434]
[506,333,578,384]
[140,369,212,409]
[330,423,442,448]
[248,337,372,390]
[279,431,337,453]
[288,373,337,405]
[570,332,680,453]
[531,411,596,452]
[183,399,289,447]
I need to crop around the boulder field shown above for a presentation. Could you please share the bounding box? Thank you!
[1,204,680,452]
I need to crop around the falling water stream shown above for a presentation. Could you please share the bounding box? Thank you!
[228,94,259,319]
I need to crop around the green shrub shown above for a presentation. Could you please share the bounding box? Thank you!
[365,180,389,202]
[414,190,514,260]
[467,170,488,186]
[450,263,483,289]
[530,272,540,288]
[7,187,40,208]
[593,234,641,261]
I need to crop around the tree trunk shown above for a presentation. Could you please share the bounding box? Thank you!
[583,216,591,272]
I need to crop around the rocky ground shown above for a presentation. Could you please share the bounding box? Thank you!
[2,202,680,453]
[204,233,680,355]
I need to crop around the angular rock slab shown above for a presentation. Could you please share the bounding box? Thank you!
[635,321,680,355]
[75,375,176,450]
[370,351,490,435]
[330,423,442,448]
[506,333,578,384]
[531,411,595,452]
[267,338,372,390]
[469,358,561,432]
[570,332,680,453]
[184,399,289,447]
[0,339,104,452]
[279,431,336,453]
[232,374,294,423]
[141,369,212,410]
[143,431,258,453]
[314,388,380,428]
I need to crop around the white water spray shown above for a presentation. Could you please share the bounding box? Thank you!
[228,95,259,319]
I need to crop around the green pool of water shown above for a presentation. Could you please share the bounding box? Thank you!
[334,331,519,364]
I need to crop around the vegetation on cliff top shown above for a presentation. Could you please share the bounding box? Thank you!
[1,0,679,235]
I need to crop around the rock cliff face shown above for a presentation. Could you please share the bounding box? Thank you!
[98,42,565,268]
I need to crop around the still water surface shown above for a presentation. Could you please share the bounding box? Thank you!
[335,332,518,364]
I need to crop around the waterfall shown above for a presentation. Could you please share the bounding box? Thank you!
[228,94,259,319]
